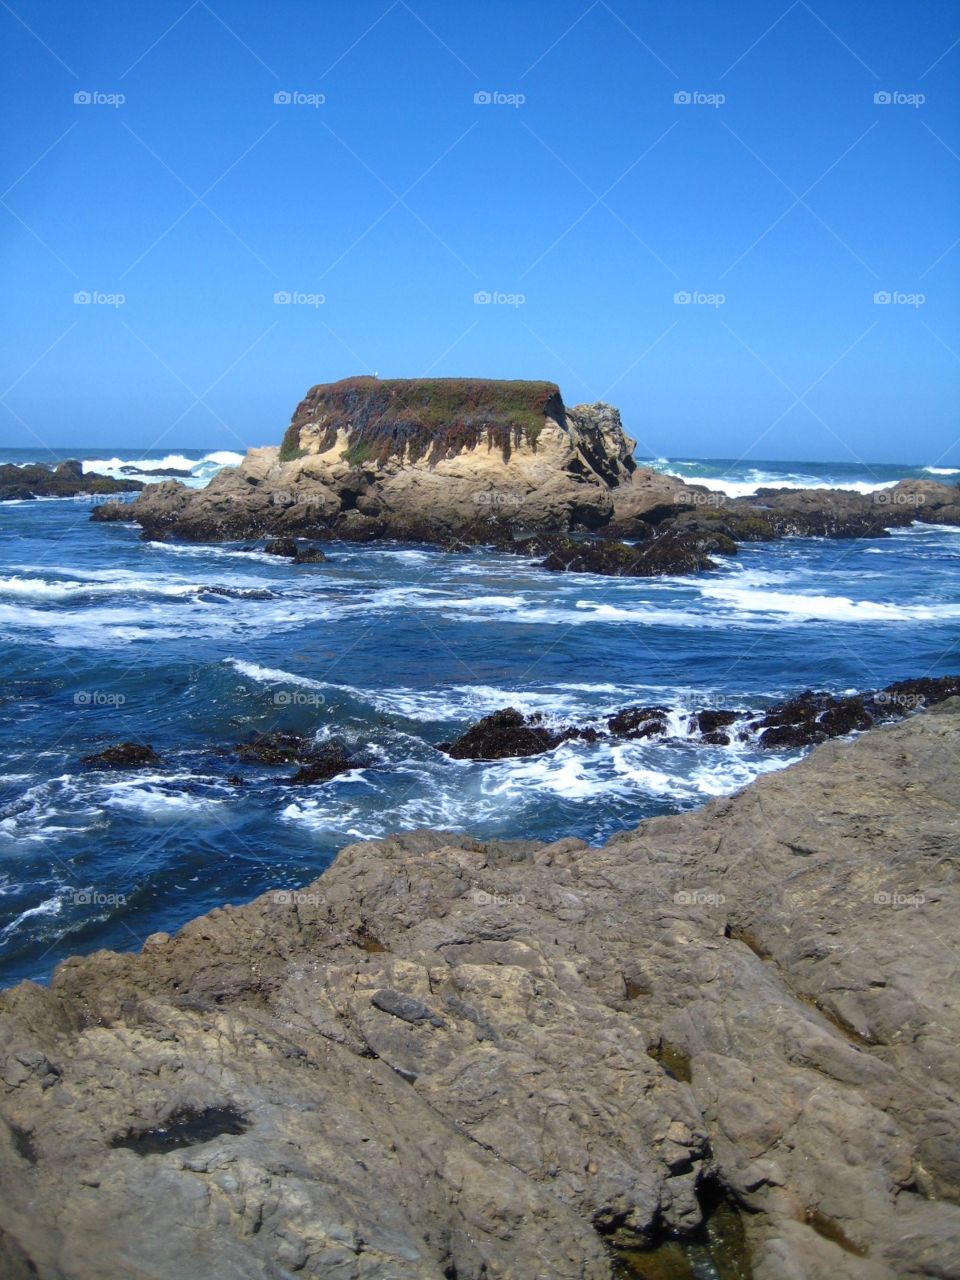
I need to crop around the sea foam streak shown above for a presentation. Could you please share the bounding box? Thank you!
[699,583,960,622]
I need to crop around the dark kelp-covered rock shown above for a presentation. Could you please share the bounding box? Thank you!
[439,707,592,760]
[1,708,959,1278]
[80,743,161,769]
[440,676,960,761]
[538,533,720,577]
[606,705,671,739]
[233,732,365,783]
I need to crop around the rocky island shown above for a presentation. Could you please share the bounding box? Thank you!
[0,703,958,1279]
[90,376,960,572]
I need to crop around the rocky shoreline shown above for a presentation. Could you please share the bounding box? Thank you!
[89,377,960,574]
[1,703,958,1278]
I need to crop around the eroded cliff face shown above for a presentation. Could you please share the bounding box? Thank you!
[112,378,642,543]
[1,705,958,1279]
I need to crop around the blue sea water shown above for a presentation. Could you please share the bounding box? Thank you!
[1,448,958,986]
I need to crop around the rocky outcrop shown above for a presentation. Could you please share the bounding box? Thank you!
[0,460,143,502]
[95,379,639,545]
[1,705,958,1279]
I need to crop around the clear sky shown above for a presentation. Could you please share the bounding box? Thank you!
[1,0,958,463]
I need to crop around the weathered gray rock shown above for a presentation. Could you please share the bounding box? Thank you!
[1,706,959,1279]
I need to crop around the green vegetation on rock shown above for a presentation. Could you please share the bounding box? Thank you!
[281,376,563,466]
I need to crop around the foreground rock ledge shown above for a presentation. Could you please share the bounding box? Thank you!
[1,707,959,1280]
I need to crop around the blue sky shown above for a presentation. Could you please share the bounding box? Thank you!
[1,0,958,462]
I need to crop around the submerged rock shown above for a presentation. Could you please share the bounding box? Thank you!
[233,731,312,763]
[233,731,364,784]
[1,706,959,1278]
[80,743,161,769]
[284,743,363,785]
[538,532,720,577]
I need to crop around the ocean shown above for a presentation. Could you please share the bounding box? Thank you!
[1,447,958,986]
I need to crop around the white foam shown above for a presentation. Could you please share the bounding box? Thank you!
[226,658,326,691]
[79,450,243,489]
[923,466,960,476]
[202,451,245,467]
[102,784,222,817]
[675,473,897,499]
[0,895,63,941]
[699,583,960,622]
